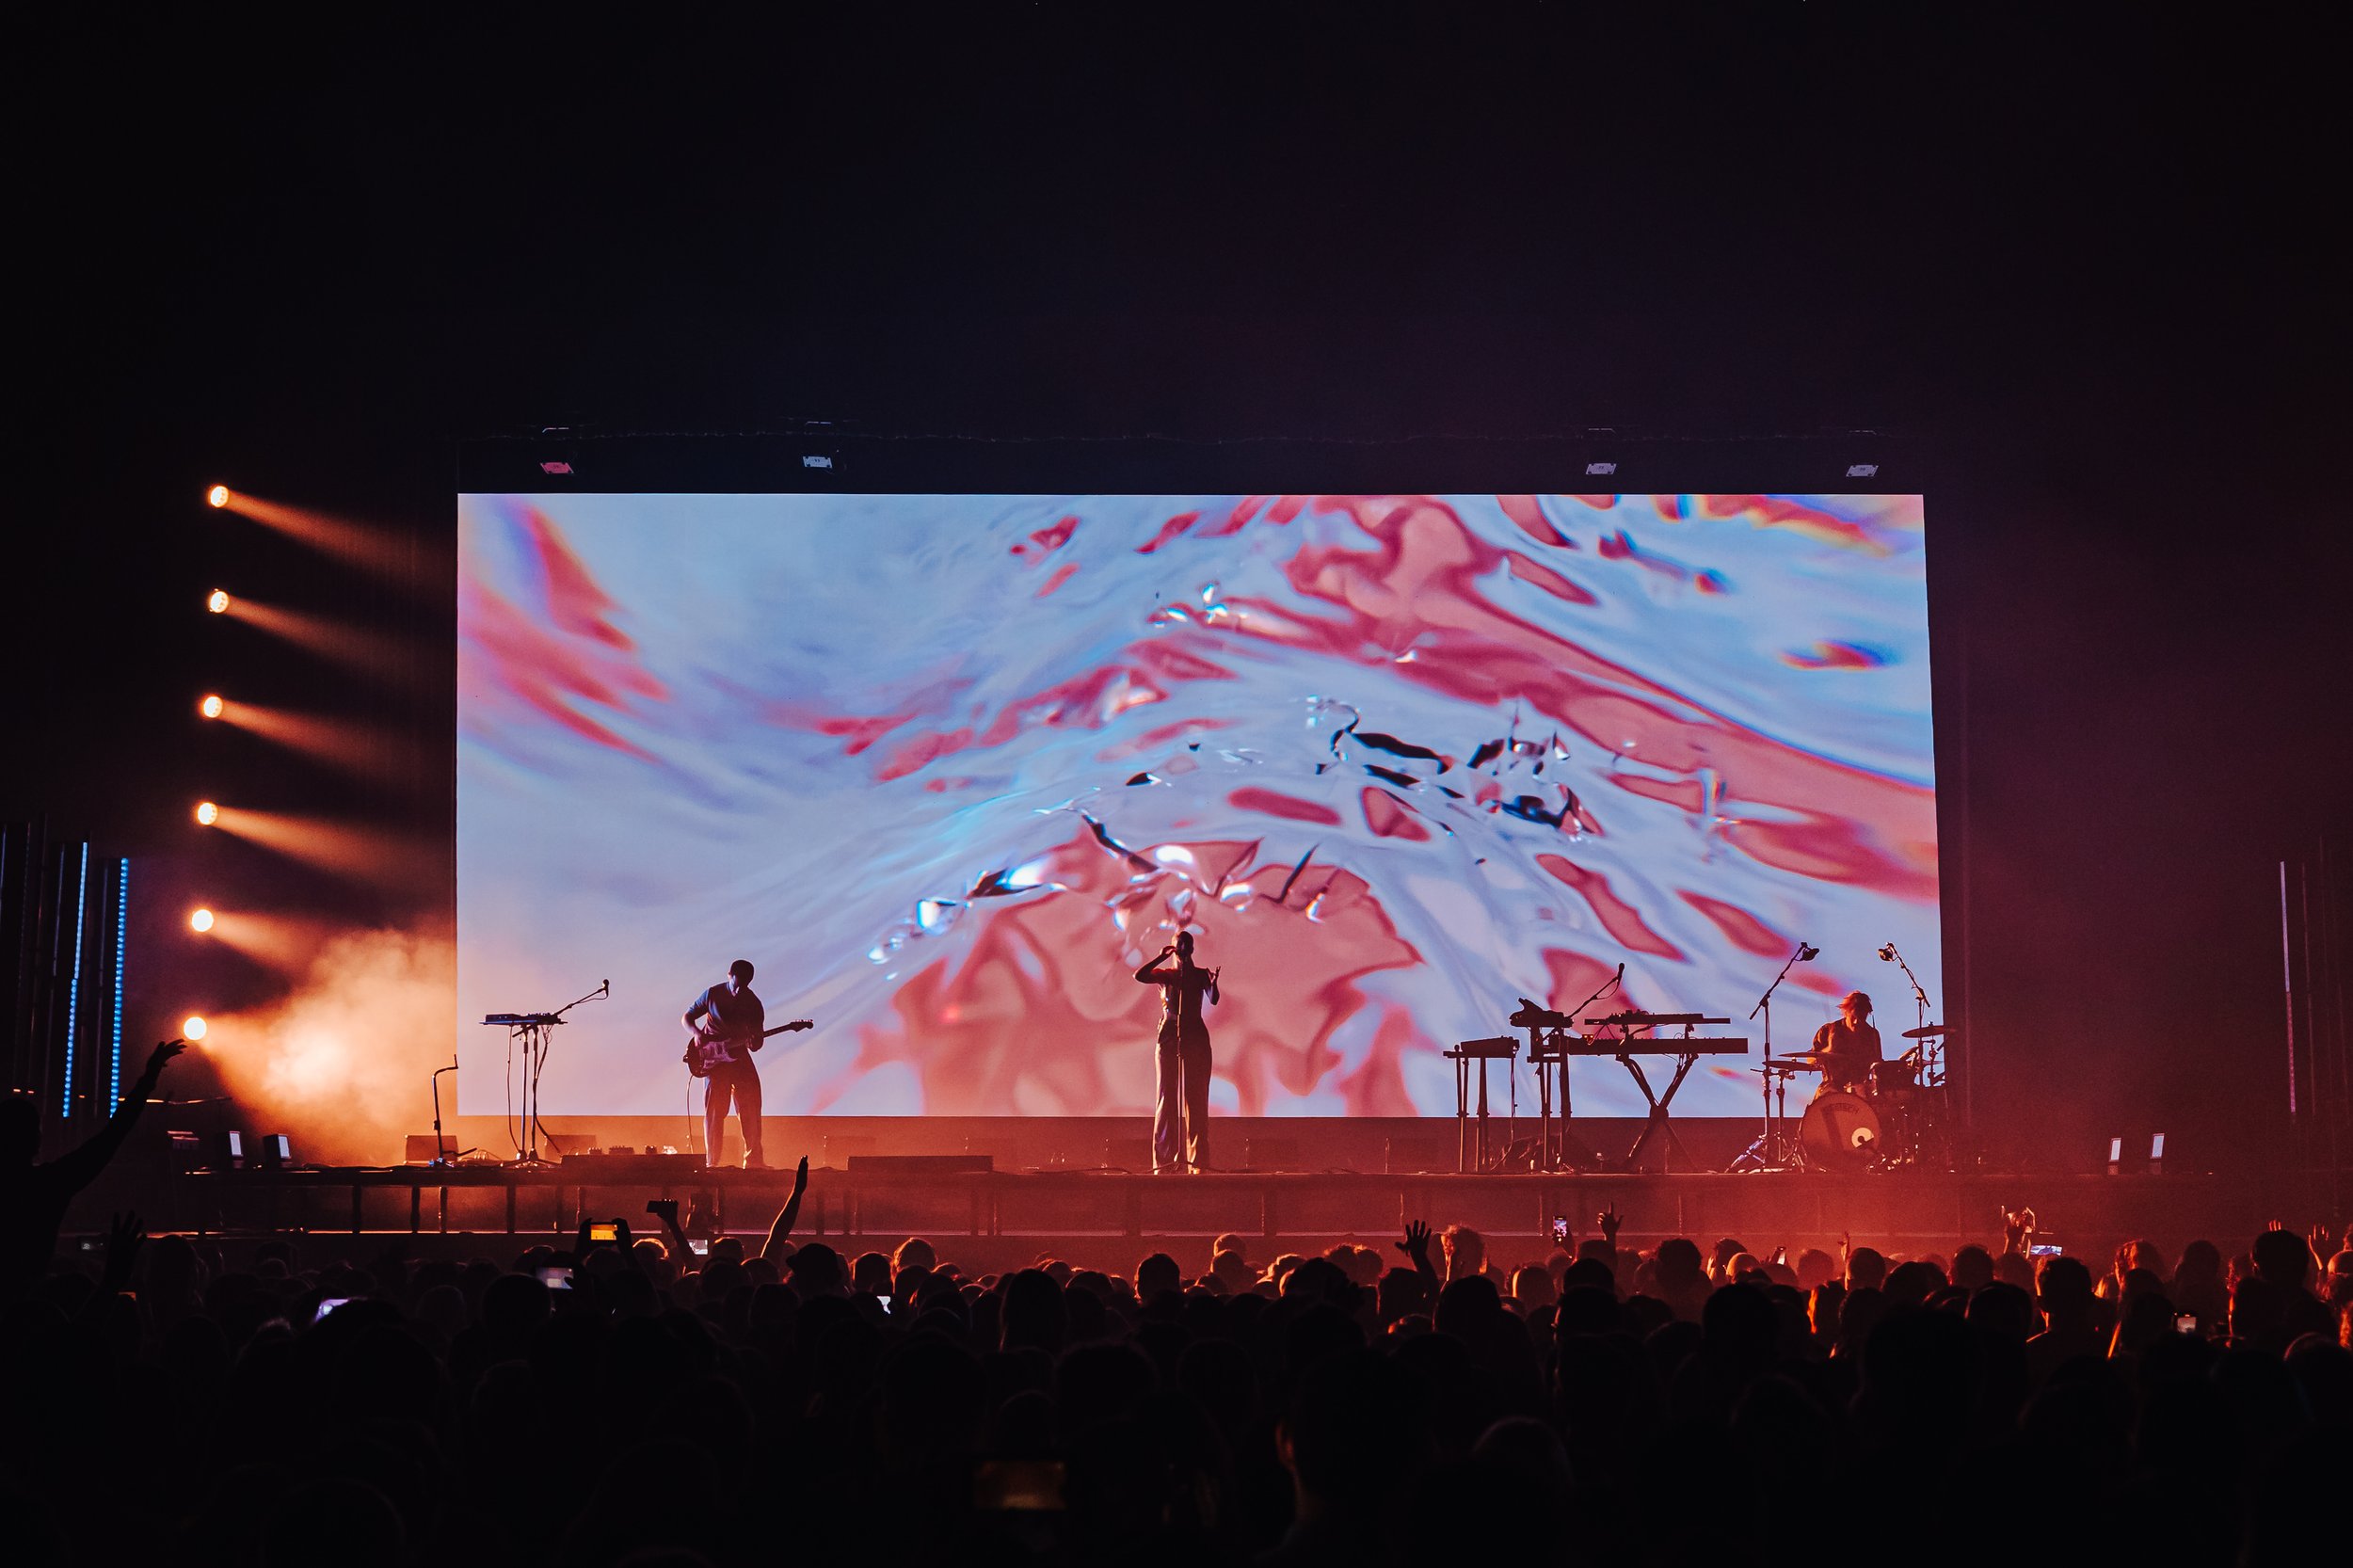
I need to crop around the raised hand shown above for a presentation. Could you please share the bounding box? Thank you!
[646,1198,680,1230]
[142,1040,188,1080]
[792,1155,810,1192]
[1597,1206,1622,1242]
[1397,1219,1433,1267]
[101,1209,146,1292]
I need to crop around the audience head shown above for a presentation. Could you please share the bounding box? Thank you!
[1847,1246,1888,1292]
[1135,1252,1181,1301]
[786,1241,845,1296]
[2250,1228,2316,1291]
[1442,1224,1487,1280]
[2037,1253,2095,1320]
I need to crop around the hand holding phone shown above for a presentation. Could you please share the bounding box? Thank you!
[1548,1215,1571,1246]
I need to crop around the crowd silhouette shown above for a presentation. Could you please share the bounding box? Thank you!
[4,1050,2350,1567]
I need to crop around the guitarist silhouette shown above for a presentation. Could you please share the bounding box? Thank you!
[682,959,808,1169]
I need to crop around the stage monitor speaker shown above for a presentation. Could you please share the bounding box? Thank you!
[1246,1137,1301,1171]
[405,1134,451,1163]
[845,1154,994,1176]
[256,1134,294,1170]
[1385,1137,1448,1174]
[167,1129,201,1174]
[1105,1138,1152,1172]
[212,1130,246,1171]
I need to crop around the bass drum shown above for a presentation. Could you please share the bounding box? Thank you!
[1800,1089,1884,1171]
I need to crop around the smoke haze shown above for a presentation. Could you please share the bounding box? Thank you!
[208,927,456,1165]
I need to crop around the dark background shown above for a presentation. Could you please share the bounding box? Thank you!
[12,6,2346,1170]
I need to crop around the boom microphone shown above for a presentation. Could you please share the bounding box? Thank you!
[1877,944,1896,962]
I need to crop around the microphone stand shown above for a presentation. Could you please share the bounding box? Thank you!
[430,1053,459,1167]
[1737,944,1814,1171]
[1550,968,1624,1173]
[527,980,610,1163]
[1882,944,1935,1073]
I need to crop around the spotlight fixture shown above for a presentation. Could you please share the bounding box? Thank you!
[184,1015,209,1041]
[188,907,216,934]
[207,485,231,508]
[207,589,231,614]
[199,694,223,719]
[194,801,218,826]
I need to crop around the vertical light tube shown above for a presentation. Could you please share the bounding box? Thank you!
[2281,861,2297,1119]
[110,859,128,1107]
[62,843,88,1118]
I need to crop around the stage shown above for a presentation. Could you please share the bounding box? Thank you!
[167,1160,2318,1275]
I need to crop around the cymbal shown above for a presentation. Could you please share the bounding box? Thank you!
[1769,1054,1829,1071]
[1900,1024,1949,1040]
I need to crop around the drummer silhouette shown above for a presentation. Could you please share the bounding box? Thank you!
[1809,990,1883,1094]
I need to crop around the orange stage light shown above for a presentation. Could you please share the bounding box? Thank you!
[184,1016,209,1041]
[207,589,231,614]
[205,805,408,883]
[207,485,231,509]
[202,910,335,971]
[188,907,216,934]
[213,490,426,588]
[215,597,419,688]
[194,800,219,826]
[214,700,384,771]
[200,694,224,719]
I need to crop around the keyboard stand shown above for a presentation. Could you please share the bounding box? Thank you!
[1446,1039,1518,1173]
[1526,1027,1597,1174]
[1619,1050,1701,1174]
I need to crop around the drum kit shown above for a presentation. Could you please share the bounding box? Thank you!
[1772,1025,1954,1172]
[1730,938,1957,1174]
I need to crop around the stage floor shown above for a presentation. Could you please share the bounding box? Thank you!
[171,1162,2317,1270]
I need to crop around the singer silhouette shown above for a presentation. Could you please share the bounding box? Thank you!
[1135,933,1220,1174]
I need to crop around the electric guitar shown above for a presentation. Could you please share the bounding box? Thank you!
[683,1018,812,1079]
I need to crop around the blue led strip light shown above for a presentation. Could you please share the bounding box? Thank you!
[110,859,128,1107]
[62,843,88,1118]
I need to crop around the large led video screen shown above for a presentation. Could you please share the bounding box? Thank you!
[457,493,1939,1118]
